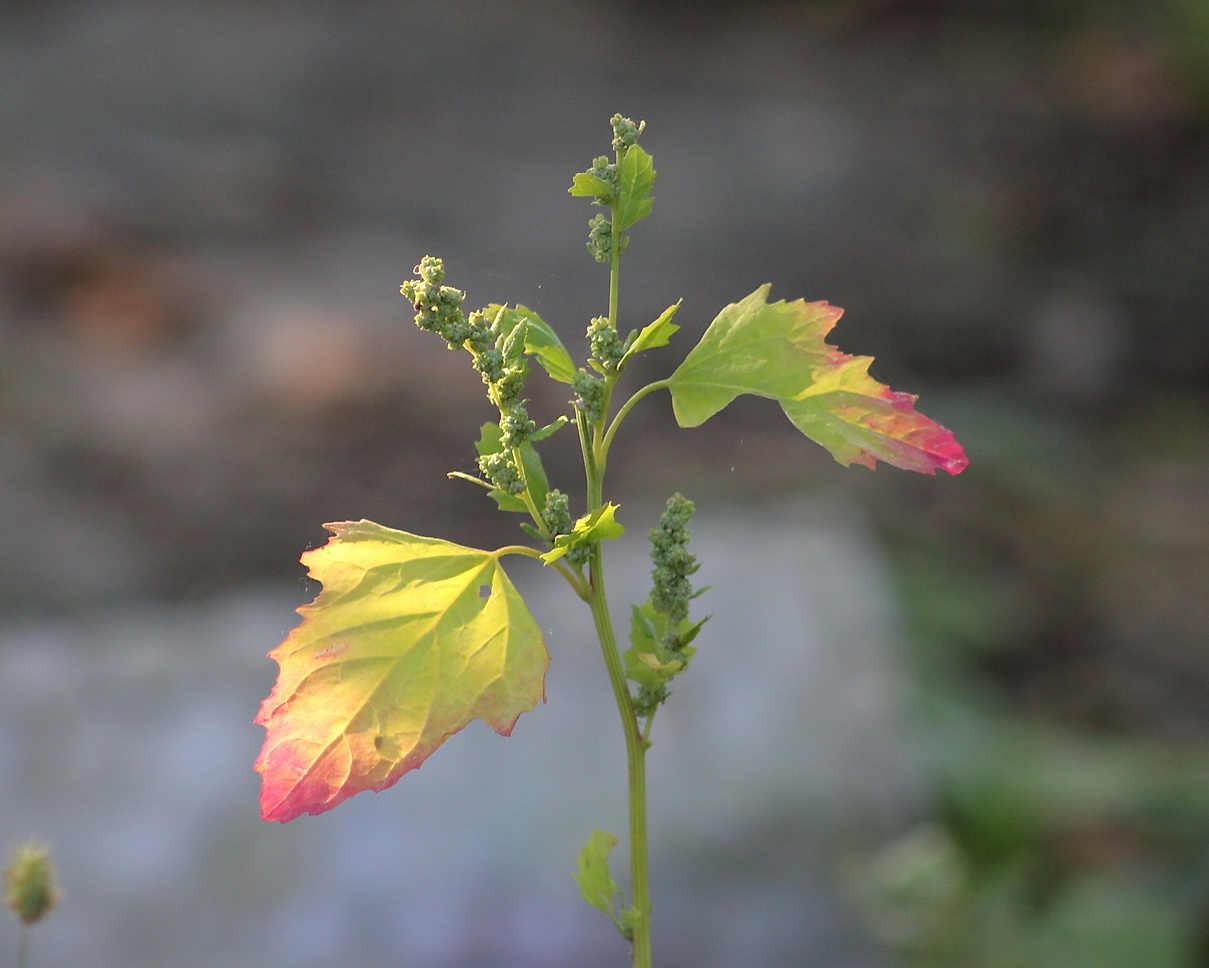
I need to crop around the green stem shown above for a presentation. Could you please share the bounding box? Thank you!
[590,551,651,964]
[609,160,622,330]
[580,188,653,960]
[494,545,589,600]
[17,924,28,968]
[601,379,670,461]
[583,479,651,968]
[510,445,553,542]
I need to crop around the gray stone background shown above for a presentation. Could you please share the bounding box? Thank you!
[2,1,1208,966]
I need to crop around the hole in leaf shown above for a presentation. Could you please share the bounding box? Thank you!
[479,584,491,599]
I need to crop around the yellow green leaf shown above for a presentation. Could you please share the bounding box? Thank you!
[255,520,548,822]
[667,285,968,475]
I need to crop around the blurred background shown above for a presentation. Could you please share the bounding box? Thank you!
[2,0,1208,965]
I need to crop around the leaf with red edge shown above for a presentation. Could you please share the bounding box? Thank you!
[255,520,548,822]
[667,285,967,474]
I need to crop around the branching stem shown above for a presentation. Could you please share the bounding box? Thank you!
[494,545,588,599]
[602,379,670,460]
[579,176,653,966]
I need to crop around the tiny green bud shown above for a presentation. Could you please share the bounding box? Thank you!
[474,347,505,384]
[586,214,613,264]
[573,369,607,424]
[587,156,618,205]
[494,363,527,408]
[543,489,571,536]
[502,320,527,364]
[500,405,535,449]
[4,841,58,926]
[415,255,445,286]
[400,257,471,349]
[610,114,645,152]
[588,316,625,373]
[478,450,525,494]
[465,311,494,354]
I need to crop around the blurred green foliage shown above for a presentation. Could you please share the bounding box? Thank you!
[858,386,1209,965]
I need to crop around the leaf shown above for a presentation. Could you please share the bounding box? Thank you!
[475,423,550,513]
[620,300,682,367]
[615,144,655,233]
[531,416,569,442]
[484,304,576,384]
[667,285,968,475]
[540,503,625,564]
[624,599,700,691]
[255,520,549,822]
[569,171,614,201]
[575,829,621,916]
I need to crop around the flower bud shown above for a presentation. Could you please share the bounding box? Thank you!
[4,841,59,926]
[610,114,645,152]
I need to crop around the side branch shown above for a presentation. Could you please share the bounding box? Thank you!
[601,379,670,459]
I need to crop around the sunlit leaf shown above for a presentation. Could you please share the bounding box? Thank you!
[615,145,655,233]
[621,301,681,367]
[484,304,576,384]
[255,520,548,822]
[667,285,968,475]
[569,172,615,201]
[624,599,701,692]
[532,416,570,442]
[540,503,625,564]
[575,829,621,916]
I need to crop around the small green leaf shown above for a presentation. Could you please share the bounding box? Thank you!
[540,503,625,564]
[629,602,659,653]
[624,598,703,692]
[620,300,681,367]
[575,829,621,916]
[667,285,968,475]
[531,416,569,442]
[484,304,576,384]
[569,172,614,200]
[255,521,549,822]
[678,614,708,649]
[619,905,644,939]
[615,144,655,233]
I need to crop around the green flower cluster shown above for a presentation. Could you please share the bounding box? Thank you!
[400,258,532,495]
[573,368,607,424]
[588,316,625,373]
[542,489,590,566]
[577,114,644,263]
[628,494,703,717]
[478,450,524,494]
[610,113,644,151]
[585,155,618,205]
[586,213,624,264]
[650,493,698,629]
[399,256,486,351]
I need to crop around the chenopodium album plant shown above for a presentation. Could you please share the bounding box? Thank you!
[255,115,967,966]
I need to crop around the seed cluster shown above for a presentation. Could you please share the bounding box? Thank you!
[588,316,625,373]
[650,493,698,630]
[400,257,533,495]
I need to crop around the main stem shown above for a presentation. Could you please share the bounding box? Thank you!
[581,183,653,964]
[582,442,651,967]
